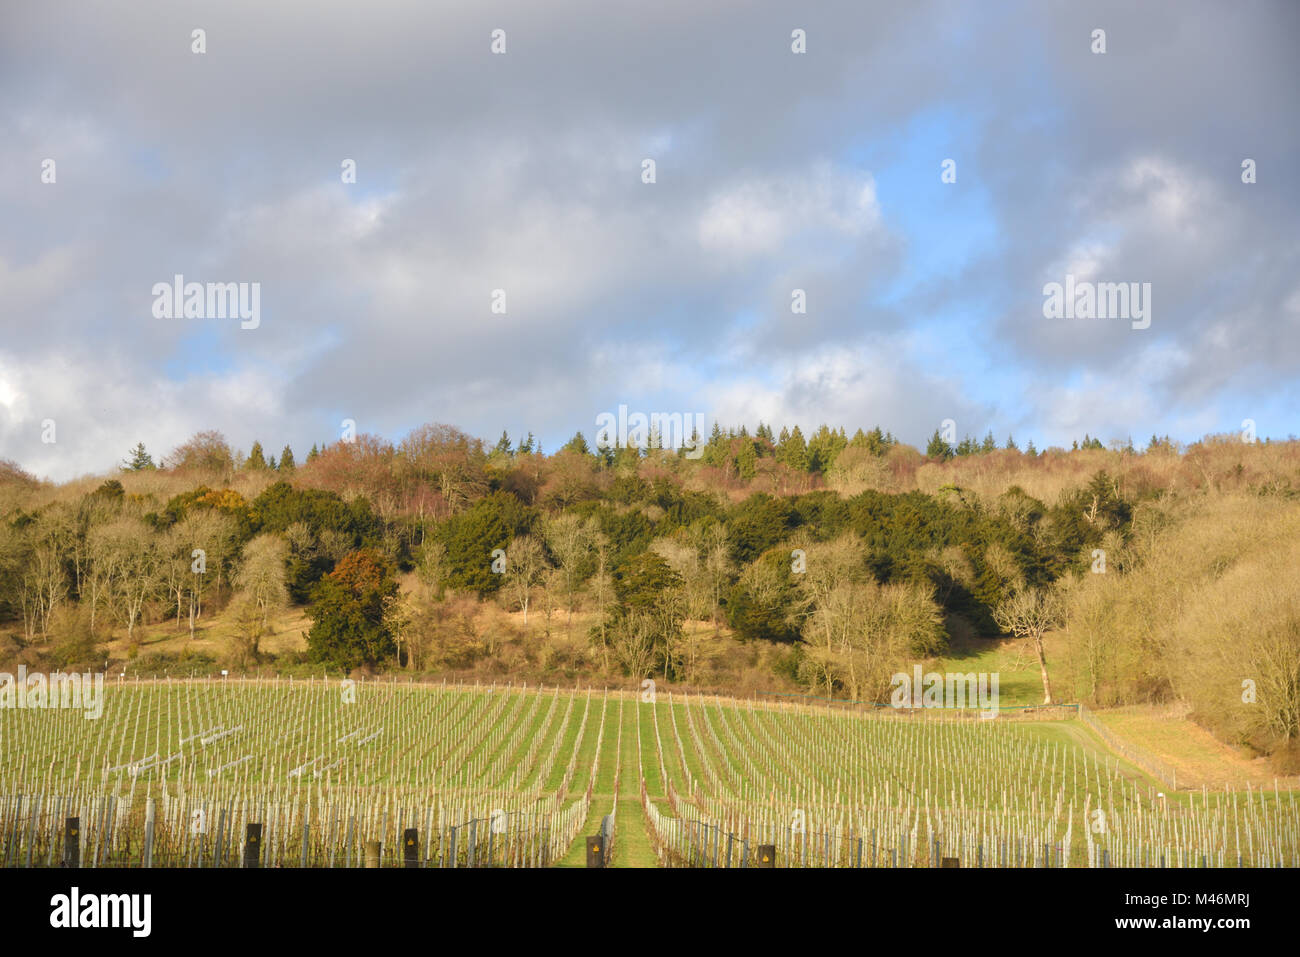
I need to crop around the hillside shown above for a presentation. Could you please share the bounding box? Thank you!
[2,426,1299,776]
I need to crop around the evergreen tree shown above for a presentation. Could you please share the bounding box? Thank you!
[926,430,954,460]
[1005,435,1019,451]
[778,425,809,471]
[807,424,847,473]
[702,423,729,467]
[307,443,320,462]
[267,453,278,470]
[1026,440,1038,456]
[737,440,758,480]
[279,445,296,471]
[121,442,156,471]
[245,441,268,470]
[494,430,513,456]
[306,550,399,670]
[561,432,592,456]
[981,430,997,453]
[518,432,536,455]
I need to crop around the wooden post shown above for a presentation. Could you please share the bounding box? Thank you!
[62,817,80,868]
[364,840,381,868]
[755,844,776,868]
[585,835,605,868]
[941,857,960,868]
[403,829,419,868]
[244,823,262,869]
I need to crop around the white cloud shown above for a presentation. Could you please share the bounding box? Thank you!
[698,162,880,260]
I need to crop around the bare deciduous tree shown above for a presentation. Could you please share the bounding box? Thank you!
[543,513,592,632]
[503,534,548,628]
[994,587,1063,704]
[233,534,289,640]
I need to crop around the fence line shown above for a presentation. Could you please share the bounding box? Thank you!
[1077,703,1177,791]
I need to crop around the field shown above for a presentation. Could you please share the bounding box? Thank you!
[1,678,1297,869]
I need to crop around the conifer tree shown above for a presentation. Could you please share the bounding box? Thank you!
[778,425,810,471]
[562,432,592,455]
[245,441,268,470]
[926,429,954,460]
[121,442,156,471]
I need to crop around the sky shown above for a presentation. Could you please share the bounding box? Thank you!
[1,0,1297,481]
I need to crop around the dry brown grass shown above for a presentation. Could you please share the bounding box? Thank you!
[1093,705,1299,789]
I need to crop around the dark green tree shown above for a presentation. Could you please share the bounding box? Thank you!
[778,425,809,471]
[440,491,535,595]
[926,430,954,460]
[122,442,156,471]
[807,425,847,473]
[306,549,399,670]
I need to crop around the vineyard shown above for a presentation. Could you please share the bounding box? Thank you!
[0,677,1296,868]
